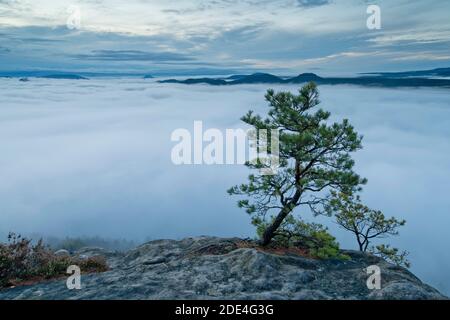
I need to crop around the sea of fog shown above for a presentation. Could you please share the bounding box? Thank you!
[0,78,449,294]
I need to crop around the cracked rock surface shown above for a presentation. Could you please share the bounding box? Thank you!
[0,236,447,300]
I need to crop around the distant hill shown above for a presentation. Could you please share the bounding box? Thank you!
[158,71,450,88]
[300,75,450,87]
[289,73,324,83]
[0,71,143,78]
[159,73,285,85]
[0,71,89,79]
[40,74,88,80]
[1,67,449,87]
[231,72,283,84]
[223,74,248,80]
[159,78,228,85]
[361,67,450,78]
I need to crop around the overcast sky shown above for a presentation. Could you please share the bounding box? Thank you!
[1,0,450,74]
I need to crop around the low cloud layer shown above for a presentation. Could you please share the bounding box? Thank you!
[0,79,449,294]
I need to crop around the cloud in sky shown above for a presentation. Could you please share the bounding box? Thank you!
[0,0,449,74]
[73,50,194,62]
[296,0,331,8]
[0,46,10,53]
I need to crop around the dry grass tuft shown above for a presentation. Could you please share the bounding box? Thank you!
[0,233,108,289]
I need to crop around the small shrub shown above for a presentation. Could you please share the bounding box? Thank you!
[79,255,109,273]
[257,215,349,260]
[370,244,410,268]
[0,233,108,288]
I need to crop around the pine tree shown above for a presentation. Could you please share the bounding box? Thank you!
[326,191,406,252]
[326,191,410,267]
[228,82,366,246]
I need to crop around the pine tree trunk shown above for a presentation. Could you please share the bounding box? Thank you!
[261,207,291,246]
[260,190,302,246]
[261,160,303,246]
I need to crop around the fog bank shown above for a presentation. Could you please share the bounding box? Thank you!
[0,78,449,294]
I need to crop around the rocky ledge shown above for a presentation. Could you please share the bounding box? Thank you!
[0,236,447,300]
